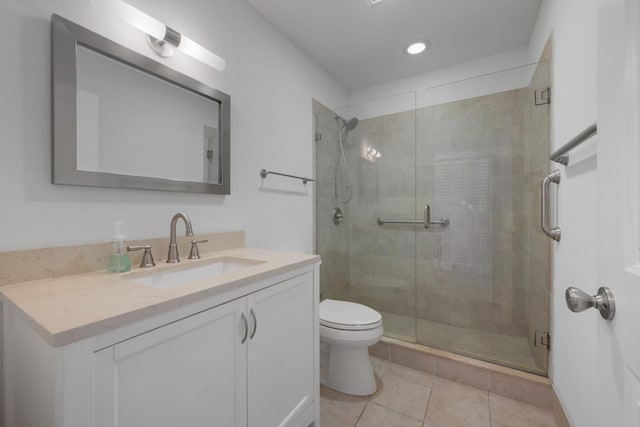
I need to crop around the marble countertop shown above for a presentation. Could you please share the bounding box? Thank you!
[0,248,319,347]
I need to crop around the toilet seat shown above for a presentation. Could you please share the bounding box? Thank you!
[320,299,382,331]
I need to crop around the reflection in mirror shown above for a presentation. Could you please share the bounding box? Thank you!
[76,46,221,184]
[52,14,230,194]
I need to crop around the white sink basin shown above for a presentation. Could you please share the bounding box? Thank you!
[130,258,264,289]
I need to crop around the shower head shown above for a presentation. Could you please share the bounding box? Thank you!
[335,115,359,131]
[345,117,358,131]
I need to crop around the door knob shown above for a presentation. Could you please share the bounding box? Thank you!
[565,286,615,320]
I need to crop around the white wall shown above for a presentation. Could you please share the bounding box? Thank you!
[339,60,541,122]
[529,1,599,427]
[0,0,347,252]
[347,46,535,115]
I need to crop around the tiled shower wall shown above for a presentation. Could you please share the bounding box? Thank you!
[347,110,417,324]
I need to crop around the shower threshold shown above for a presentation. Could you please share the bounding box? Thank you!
[379,311,544,375]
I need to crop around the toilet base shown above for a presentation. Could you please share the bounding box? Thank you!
[325,344,377,396]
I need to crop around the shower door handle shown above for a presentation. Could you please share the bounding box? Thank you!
[541,170,561,241]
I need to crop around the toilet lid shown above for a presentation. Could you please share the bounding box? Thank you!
[320,299,382,330]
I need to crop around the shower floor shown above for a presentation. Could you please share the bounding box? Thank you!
[380,311,541,374]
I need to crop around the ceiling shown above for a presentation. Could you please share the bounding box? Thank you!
[247,0,543,90]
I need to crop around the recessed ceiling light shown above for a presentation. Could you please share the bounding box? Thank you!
[405,40,430,55]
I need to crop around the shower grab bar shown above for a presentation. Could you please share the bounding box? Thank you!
[260,169,314,184]
[377,205,450,228]
[550,123,597,165]
[541,169,561,241]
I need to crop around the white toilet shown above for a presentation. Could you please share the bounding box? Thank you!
[319,299,383,396]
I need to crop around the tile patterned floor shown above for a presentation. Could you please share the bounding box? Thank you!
[321,357,557,427]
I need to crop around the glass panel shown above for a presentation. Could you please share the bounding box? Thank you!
[415,62,551,374]
[314,93,417,342]
[315,106,352,304]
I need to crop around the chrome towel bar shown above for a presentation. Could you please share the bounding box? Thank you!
[541,169,561,241]
[260,169,314,184]
[550,123,597,165]
[377,205,450,229]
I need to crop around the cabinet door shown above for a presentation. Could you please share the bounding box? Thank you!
[247,273,314,427]
[94,299,247,427]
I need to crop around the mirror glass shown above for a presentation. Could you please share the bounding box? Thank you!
[76,46,221,184]
[52,14,230,194]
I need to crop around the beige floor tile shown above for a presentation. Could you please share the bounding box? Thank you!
[320,361,554,427]
[320,386,368,427]
[425,380,490,427]
[371,371,431,421]
[371,356,389,383]
[371,356,387,367]
[386,362,436,388]
[425,398,490,427]
[356,403,422,427]
[432,378,489,406]
[489,394,556,427]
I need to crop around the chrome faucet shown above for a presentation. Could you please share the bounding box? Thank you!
[167,213,194,263]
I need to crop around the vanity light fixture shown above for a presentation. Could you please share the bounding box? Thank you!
[113,0,226,71]
[146,25,181,58]
[405,40,430,55]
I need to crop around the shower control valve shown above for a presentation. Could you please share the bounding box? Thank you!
[332,207,344,225]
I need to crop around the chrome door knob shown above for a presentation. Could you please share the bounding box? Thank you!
[565,286,615,320]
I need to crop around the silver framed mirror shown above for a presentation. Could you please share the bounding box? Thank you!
[51,14,230,194]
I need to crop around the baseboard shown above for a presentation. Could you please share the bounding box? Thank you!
[551,384,572,427]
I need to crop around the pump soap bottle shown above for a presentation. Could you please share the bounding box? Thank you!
[107,221,131,273]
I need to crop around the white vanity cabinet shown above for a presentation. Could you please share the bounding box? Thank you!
[2,262,319,427]
[247,273,314,427]
[93,298,247,427]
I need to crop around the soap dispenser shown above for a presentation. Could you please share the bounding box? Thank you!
[107,221,131,273]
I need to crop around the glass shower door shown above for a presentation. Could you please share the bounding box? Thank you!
[414,62,551,374]
[314,94,418,342]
